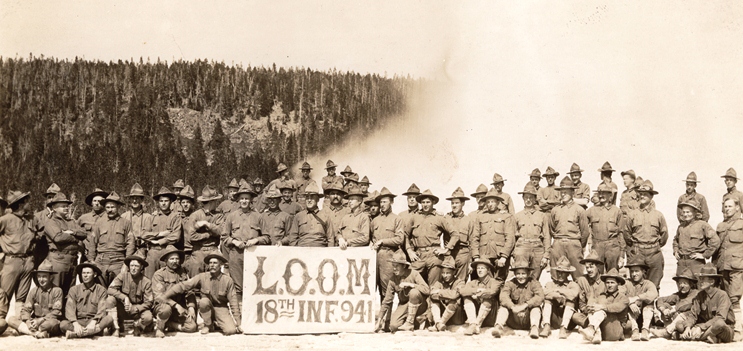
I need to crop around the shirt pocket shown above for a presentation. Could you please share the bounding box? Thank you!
[730,253,743,270]
[115,228,126,245]
[607,218,619,232]
[231,223,241,235]
[728,222,743,243]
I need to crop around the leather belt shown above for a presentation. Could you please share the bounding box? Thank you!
[634,242,659,249]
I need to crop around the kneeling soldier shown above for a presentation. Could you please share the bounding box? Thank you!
[492,259,544,339]
[160,253,241,335]
[376,251,430,333]
[61,262,114,338]
[427,256,464,332]
[541,256,580,339]
[152,246,197,337]
[624,257,659,341]
[676,263,736,343]
[580,268,630,344]
[653,267,698,339]
[106,255,153,337]
[460,258,501,335]
[7,261,63,338]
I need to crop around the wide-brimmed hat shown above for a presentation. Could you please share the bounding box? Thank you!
[236,183,258,197]
[46,192,73,207]
[580,250,603,265]
[518,184,538,196]
[388,251,410,265]
[359,176,371,185]
[375,187,397,202]
[85,188,109,206]
[264,184,283,199]
[567,163,584,174]
[172,179,186,189]
[204,253,228,264]
[276,163,289,173]
[300,162,312,171]
[543,167,559,177]
[402,183,421,196]
[253,177,265,186]
[126,183,146,197]
[528,168,542,178]
[471,258,495,271]
[153,187,177,201]
[481,188,503,202]
[197,185,224,202]
[325,160,337,169]
[678,198,702,212]
[446,187,469,201]
[635,180,658,195]
[43,183,61,196]
[364,191,380,205]
[6,190,31,207]
[621,169,636,179]
[178,185,196,201]
[593,183,614,193]
[34,261,57,275]
[226,178,240,189]
[438,256,457,270]
[600,268,625,285]
[491,173,507,184]
[471,184,488,197]
[75,262,103,278]
[624,256,649,270]
[672,267,698,282]
[553,256,576,272]
[598,161,615,173]
[238,178,250,188]
[101,192,125,206]
[697,263,722,278]
[278,181,296,192]
[415,189,439,205]
[722,168,739,180]
[159,245,185,262]
[344,173,360,183]
[340,165,354,177]
[124,255,148,268]
[303,182,324,198]
[323,179,347,196]
[344,187,366,199]
[683,172,700,183]
[633,176,645,189]
[509,258,533,271]
[555,176,576,190]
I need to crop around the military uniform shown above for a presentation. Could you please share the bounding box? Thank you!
[0,191,42,306]
[541,257,580,336]
[567,164,591,209]
[151,247,197,335]
[676,265,736,343]
[494,269,544,336]
[623,260,659,339]
[405,191,458,286]
[678,172,710,222]
[91,196,136,285]
[371,188,405,299]
[43,196,87,295]
[722,168,743,213]
[585,190,624,272]
[549,179,590,281]
[260,205,292,246]
[513,187,550,281]
[460,259,501,335]
[106,261,154,334]
[623,180,668,288]
[6,262,63,337]
[337,205,371,247]
[656,269,698,331]
[222,205,269,298]
[472,192,516,281]
[121,202,155,259]
[60,264,114,338]
[673,214,719,276]
[715,209,743,335]
[143,189,183,278]
[379,253,430,332]
[427,257,464,331]
[77,188,107,262]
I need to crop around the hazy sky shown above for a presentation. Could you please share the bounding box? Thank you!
[3,1,743,228]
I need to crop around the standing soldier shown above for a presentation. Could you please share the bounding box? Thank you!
[469,184,488,217]
[183,186,222,277]
[122,183,154,259]
[472,189,516,281]
[549,176,590,281]
[538,167,560,213]
[405,190,459,286]
[363,190,380,218]
[61,263,114,339]
[252,178,267,213]
[528,168,542,192]
[143,187,183,277]
[585,183,625,272]
[281,182,332,247]
[217,179,240,215]
[0,191,39,314]
[623,180,668,288]
[6,261,63,338]
[598,162,618,205]
[340,165,354,179]
[491,173,515,214]
[512,184,550,281]
[260,185,292,245]
[336,188,371,249]
[674,199,719,275]
[295,162,313,194]
[678,172,710,223]
[278,182,302,216]
[715,198,743,339]
[171,179,185,215]
[152,246,197,337]
[42,193,87,295]
[91,192,135,285]
[178,185,196,254]
[371,188,404,301]
[33,183,60,269]
[722,168,743,213]
[619,170,638,216]
[105,255,153,337]
[399,183,421,220]
[322,160,343,190]
[320,180,350,246]
[343,173,360,193]
[567,163,591,209]
[77,188,108,263]
[444,187,473,282]
[359,176,371,195]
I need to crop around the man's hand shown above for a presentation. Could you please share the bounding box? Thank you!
[124,297,132,312]
[629,303,640,315]
[511,304,525,314]
[63,230,75,235]
[275,241,283,247]
[618,255,626,268]
[73,321,84,336]
[540,257,549,269]
[407,251,420,262]
[399,282,415,289]
[175,304,187,316]
[85,319,97,334]
[29,318,39,329]
[234,240,246,250]
[690,252,705,260]
[375,313,386,332]
[195,220,210,229]
[497,257,507,267]
[187,306,196,321]
[434,248,449,256]
[371,241,381,251]
[338,237,348,250]
[244,239,256,248]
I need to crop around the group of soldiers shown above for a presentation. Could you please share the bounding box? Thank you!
[0,159,742,345]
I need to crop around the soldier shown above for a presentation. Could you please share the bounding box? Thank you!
[472,188,515,281]
[259,185,292,245]
[573,250,605,330]
[674,199,719,275]
[142,187,182,277]
[492,259,544,339]
[183,186,222,277]
[370,188,404,301]
[469,184,488,216]
[77,188,109,263]
[223,183,269,302]
[0,191,40,312]
[654,268,699,339]
[32,184,60,270]
[624,258,659,341]
[598,161,619,205]
[460,258,501,335]
[61,262,114,339]
[619,169,638,216]
[399,183,421,220]
[722,168,743,213]
[528,168,542,192]
[151,246,197,337]
[567,163,591,208]
[579,268,630,344]
[426,257,463,332]
[281,182,332,247]
[340,165,354,178]
[267,163,296,197]
[91,192,135,285]
[295,161,313,194]
[363,190,380,219]
[678,172,710,223]
[491,173,515,214]
[538,167,561,213]
[585,183,625,272]
[676,263,735,343]
[376,251,430,333]
[42,192,87,295]
[178,185,196,254]
[216,178,240,215]
[444,187,473,282]
[337,188,371,249]
[278,182,302,216]
[405,190,459,286]
[160,253,241,335]
[343,173,360,193]
[6,261,62,338]
[623,180,668,288]
[121,183,154,259]
[296,189,307,212]
[320,180,350,246]
[512,184,550,281]
[359,176,371,195]
[322,160,343,191]
[171,179,185,215]
[105,255,153,337]
[252,178,267,213]
[549,176,590,281]
[540,256,580,339]
[716,198,743,339]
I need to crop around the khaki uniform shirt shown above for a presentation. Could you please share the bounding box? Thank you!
[549,201,590,246]
[500,278,544,309]
[108,272,153,313]
[152,266,194,309]
[22,285,63,321]
[285,208,332,247]
[371,210,404,249]
[673,219,719,259]
[65,283,107,322]
[472,210,516,259]
[91,214,135,260]
[260,209,292,245]
[337,207,371,247]
[0,213,36,255]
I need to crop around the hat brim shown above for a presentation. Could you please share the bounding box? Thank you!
[415,195,439,204]
[101,198,125,206]
[567,170,584,174]
[672,275,698,282]
[8,192,31,207]
[75,262,103,277]
[697,273,722,278]
[624,264,650,271]
[554,266,576,272]
[325,165,337,170]
[125,193,146,198]
[510,266,534,271]
[542,174,559,178]
[124,256,149,268]
[197,194,224,202]
[304,192,325,199]
[555,185,577,190]
[375,194,397,203]
[598,168,616,173]
[178,194,196,201]
[159,249,185,262]
[636,189,659,195]
[203,254,228,264]
[517,191,538,196]
[236,190,258,197]
[491,180,507,184]
[47,199,73,208]
[85,191,109,206]
[153,194,178,202]
[445,196,469,201]
[388,259,411,266]
[438,264,457,270]
[722,175,740,180]
[677,202,701,212]
[471,261,495,271]
[344,193,366,199]
[580,258,604,265]
[401,192,421,196]
[33,269,57,275]
[683,179,700,183]
[481,195,503,202]
[323,188,347,196]
[470,192,487,197]
[600,275,625,285]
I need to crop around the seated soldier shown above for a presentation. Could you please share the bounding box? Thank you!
[492,259,544,339]
[580,268,631,344]
[7,261,63,338]
[106,255,153,337]
[652,267,698,339]
[573,250,606,330]
[427,256,464,332]
[540,256,580,339]
[676,263,736,344]
[624,258,659,341]
[460,258,501,335]
[61,262,114,338]
[152,246,197,337]
[376,251,430,333]
[159,253,241,335]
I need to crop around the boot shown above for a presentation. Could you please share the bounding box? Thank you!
[397,303,420,332]
[559,326,568,339]
[200,325,211,335]
[132,320,142,337]
[65,330,79,339]
[631,328,640,341]
[592,328,602,344]
[463,323,478,335]
[529,325,539,339]
[16,322,32,335]
[155,317,167,337]
[539,324,551,338]
[641,328,650,341]
[34,331,49,339]
[491,324,503,338]
[580,325,595,341]
[109,308,121,337]
[434,307,456,332]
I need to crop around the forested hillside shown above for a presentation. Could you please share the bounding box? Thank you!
[0,55,418,208]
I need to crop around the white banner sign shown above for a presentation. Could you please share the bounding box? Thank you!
[242,246,377,334]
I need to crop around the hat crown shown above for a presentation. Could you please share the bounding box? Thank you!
[544,166,559,176]
[48,192,72,204]
[129,183,145,196]
[179,185,195,199]
[236,183,257,196]
[450,187,466,198]
[725,167,738,178]
[301,161,312,170]
[391,251,408,263]
[278,181,296,191]
[45,183,61,194]
[227,178,239,188]
[303,181,321,195]
[483,188,502,200]
[625,256,648,269]
[173,179,185,188]
[569,163,582,173]
[440,256,456,269]
[558,176,573,188]
[637,180,656,193]
[520,183,538,194]
[276,163,288,172]
[364,191,380,204]
[103,191,123,204]
[405,183,420,194]
[325,160,336,168]
[37,261,55,272]
[360,176,370,184]
[698,263,720,276]
[596,183,613,193]
[200,185,220,199]
[529,168,541,177]
[345,173,360,182]
[599,161,613,171]
[342,165,353,173]
[685,172,698,182]
[155,186,175,197]
[474,184,488,194]
[510,258,530,270]
[253,177,264,185]
[674,267,698,281]
[555,256,573,270]
[583,250,601,263]
[376,187,397,201]
[239,178,249,188]
[5,190,29,205]
[492,173,506,183]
